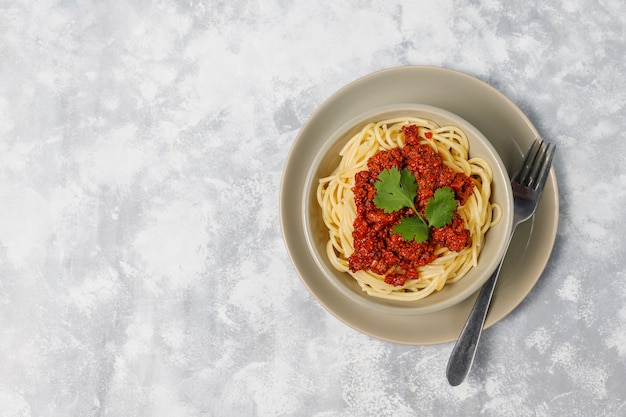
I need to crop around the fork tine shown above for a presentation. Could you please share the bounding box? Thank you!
[531,142,556,193]
[527,141,549,188]
[514,139,541,185]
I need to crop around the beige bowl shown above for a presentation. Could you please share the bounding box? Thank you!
[301,103,513,315]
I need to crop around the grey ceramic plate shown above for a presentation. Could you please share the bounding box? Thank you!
[280,66,559,345]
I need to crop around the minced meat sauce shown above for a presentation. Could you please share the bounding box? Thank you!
[347,125,475,287]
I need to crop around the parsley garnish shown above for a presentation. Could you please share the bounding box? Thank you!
[373,168,418,214]
[392,216,429,243]
[372,167,457,243]
[425,187,457,228]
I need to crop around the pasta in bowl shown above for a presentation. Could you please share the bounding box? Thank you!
[303,104,513,315]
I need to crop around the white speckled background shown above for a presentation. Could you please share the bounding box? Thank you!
[1,0,625,416]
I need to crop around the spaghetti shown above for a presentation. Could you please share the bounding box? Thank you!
[317,116,501,301]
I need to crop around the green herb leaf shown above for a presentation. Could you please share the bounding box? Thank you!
[424,187,457,228]
[392,217,429,243]
[372,168,457,243]
[372,168,418,213]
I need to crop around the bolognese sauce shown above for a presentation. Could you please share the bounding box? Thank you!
[347,125,475,287]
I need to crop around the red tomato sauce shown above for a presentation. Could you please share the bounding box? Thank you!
[348,125,475,286]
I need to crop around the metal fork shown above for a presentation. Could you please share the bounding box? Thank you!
[446,138,557,386]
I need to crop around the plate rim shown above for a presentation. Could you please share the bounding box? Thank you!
[280,65,559,345]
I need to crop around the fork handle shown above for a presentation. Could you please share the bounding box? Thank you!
[446,258,505,386]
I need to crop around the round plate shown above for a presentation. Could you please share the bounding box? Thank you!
[280,66,559,345]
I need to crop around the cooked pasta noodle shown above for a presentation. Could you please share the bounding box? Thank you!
[317,116,501,301]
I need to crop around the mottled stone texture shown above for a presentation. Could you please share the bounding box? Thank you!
[0,1,625,416]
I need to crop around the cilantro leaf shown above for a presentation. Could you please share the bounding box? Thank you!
[424,187,457,228]
[371,168,458,243]
[392,217,429,243]
[372,168,418,213]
